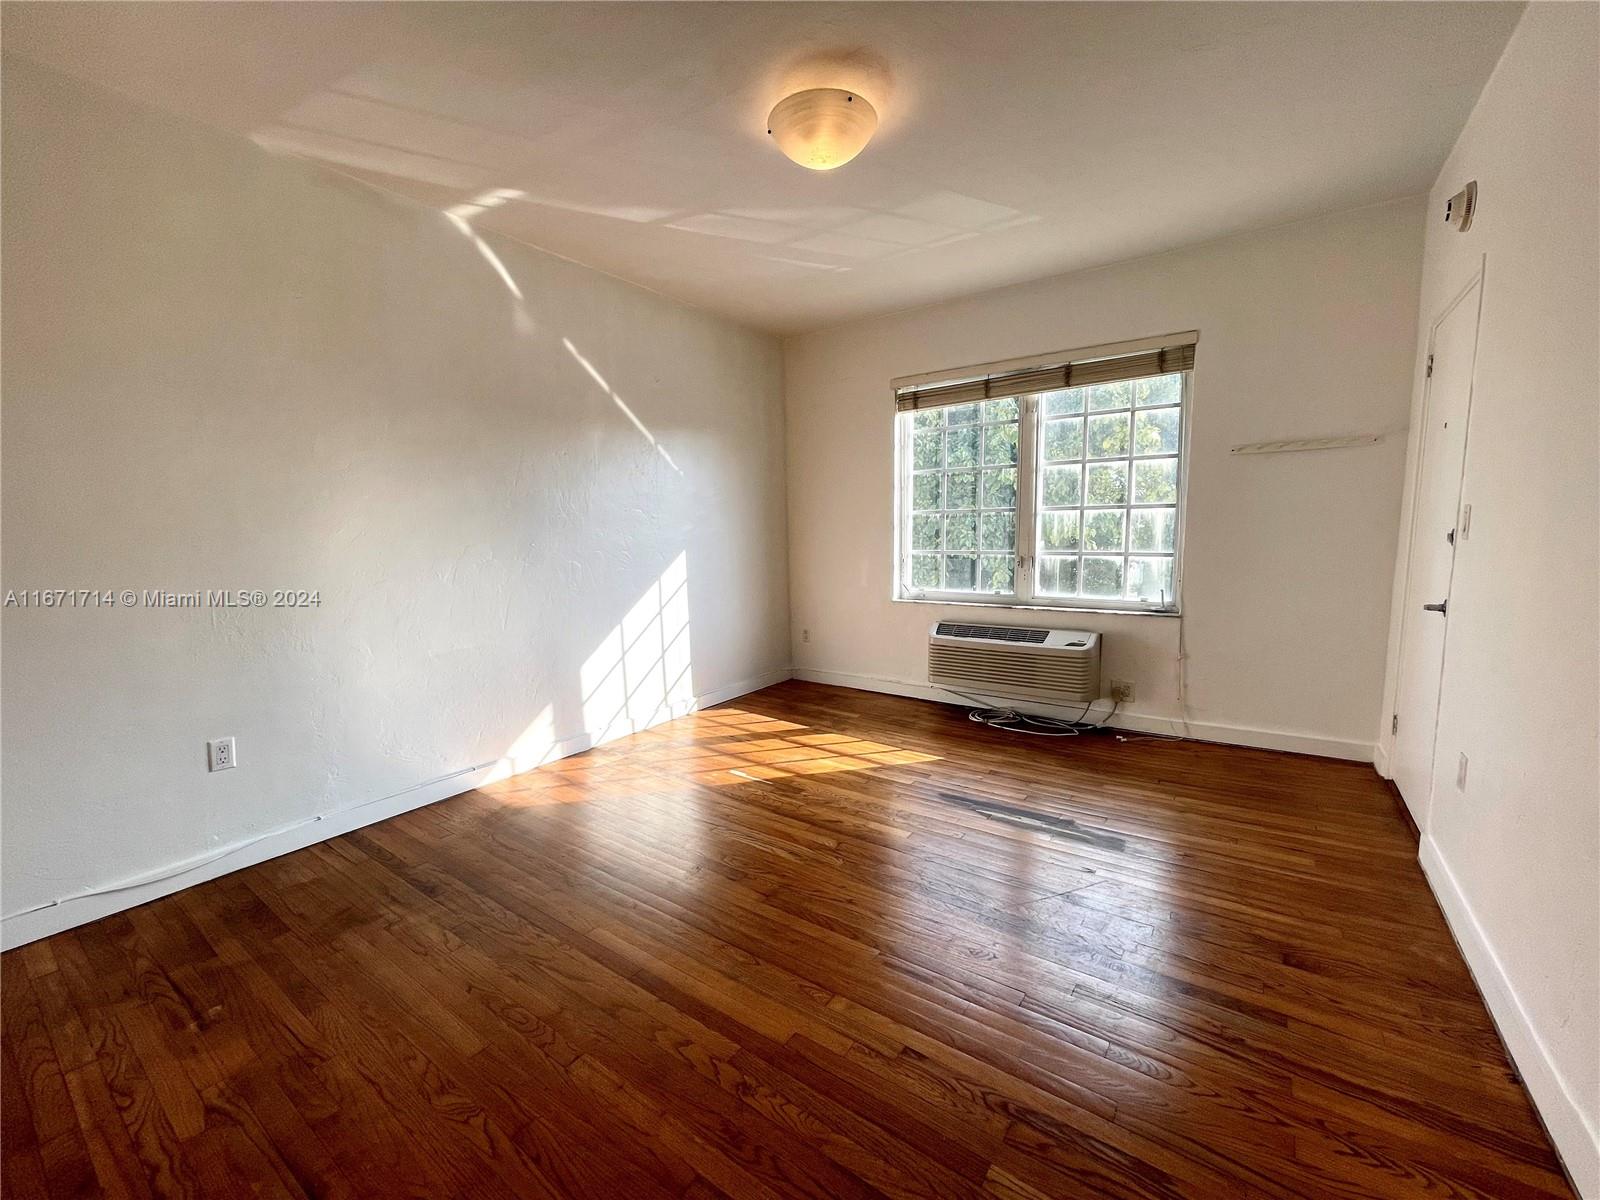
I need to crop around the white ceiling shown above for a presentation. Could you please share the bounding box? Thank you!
[6,2,1521,333]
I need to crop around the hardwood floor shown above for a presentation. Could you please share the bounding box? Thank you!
[1,681,1574,1199]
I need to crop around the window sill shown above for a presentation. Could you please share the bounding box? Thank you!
[893,595,1180,619]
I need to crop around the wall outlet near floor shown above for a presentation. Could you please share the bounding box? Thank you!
[1108,679,1135,703]
[802,628,810,644]
[1456,752,1468,791]
[207,737,237,772]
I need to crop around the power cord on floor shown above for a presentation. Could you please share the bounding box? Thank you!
[947,688,1120,737]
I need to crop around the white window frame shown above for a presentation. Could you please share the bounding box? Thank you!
[893,372,1191,616]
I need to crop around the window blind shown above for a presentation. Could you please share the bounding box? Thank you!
[894,333,1198,413]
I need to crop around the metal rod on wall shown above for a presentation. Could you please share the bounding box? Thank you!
[1229,434,1384,455]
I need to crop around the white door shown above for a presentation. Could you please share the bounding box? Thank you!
[1392,276,1481,827]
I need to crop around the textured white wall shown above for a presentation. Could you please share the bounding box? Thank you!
[0,59,790,928]
[1376,5,1599,1192]
[784,198,1423,758]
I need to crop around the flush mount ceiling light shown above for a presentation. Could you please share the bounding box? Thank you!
[767,88,878,171]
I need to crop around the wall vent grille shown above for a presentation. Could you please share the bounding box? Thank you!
[934,622,1049,644]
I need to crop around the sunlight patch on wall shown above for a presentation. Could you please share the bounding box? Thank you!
[482,703,557,784]
[478,552,696,799]
[444,208,524,300]
[562,337,682,473]
[581,551,694,746]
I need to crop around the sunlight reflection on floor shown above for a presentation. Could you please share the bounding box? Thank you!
[479,705,939,805]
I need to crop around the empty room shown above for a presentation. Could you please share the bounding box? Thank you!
[2,2,1596,1197]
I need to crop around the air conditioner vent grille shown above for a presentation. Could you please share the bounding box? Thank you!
[928,622,1101,705]
[929,645,1096,690]
[934,622,1049,644]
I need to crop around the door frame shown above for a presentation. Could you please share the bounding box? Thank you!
[1386,262,1485,831]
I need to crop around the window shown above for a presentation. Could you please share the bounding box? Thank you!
[895,335,1193,613]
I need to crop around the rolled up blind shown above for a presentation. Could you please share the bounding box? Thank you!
[895,333,1197,413]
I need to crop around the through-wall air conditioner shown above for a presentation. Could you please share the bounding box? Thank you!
[928,622,1102,706]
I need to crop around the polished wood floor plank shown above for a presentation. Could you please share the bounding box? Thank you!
[2,681,1577,1198]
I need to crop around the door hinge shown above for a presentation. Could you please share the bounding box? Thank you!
[1426,354,1434,378]
[1391,713,1399,736]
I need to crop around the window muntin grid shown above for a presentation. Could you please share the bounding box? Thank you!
[906,398,1021,597]
[897,371,1186,614]
[1033,373,1182,609]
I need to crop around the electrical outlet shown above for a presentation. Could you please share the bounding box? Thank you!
[1456,753,1468,791]
[1108,679,1135,703]
[802,628,810,644]
[207,737,237,772]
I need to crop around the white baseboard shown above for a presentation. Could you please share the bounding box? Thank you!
[0,667,793,951]
[1420,835,1599,1199]
[692,667,793,710]
[1373,741,1392,778]
[791,667,1374,762]
[1,763,500,950]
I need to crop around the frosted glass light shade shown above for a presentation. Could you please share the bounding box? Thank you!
[767,88,878,171]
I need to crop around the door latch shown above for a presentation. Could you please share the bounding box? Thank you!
[1422,600,1448,615]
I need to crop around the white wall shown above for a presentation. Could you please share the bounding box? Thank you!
[1376,5,1600,1193]
[785,198,1424,759]
[0,59,790,944]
